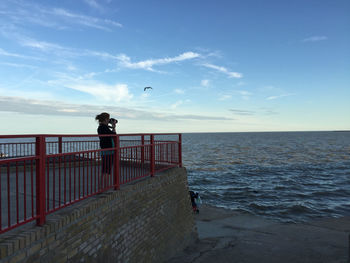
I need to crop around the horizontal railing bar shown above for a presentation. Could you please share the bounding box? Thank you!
[0,156,38,163]
[119,145,147,150]
[0,133,181,138]
[46,148,110,157]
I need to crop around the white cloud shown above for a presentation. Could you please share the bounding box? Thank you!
[259,107,279,115]
[266,94,293,100]
[2,33,199,75]
[21,38,66,52]
[202,63,243,78]
[171,100,183,109]
[67,83,133,102]
[302,36,328,42]
[0,62,37,69]
[0,48,38,60]
[219,95,232,101]
[229,109,255,116]
[46,72,134,103]
[83,0,102,10]
[66,64,77,71]
[218,90,252,101]
[174,89,185,94]
[0,1,122,32]
[85,50,118,60]
[117,52,200,71]
[238,90,252,96]
[170,100,183,109]
[58,108,78,113]
[0,96,231,121]
[201,79,209,87]
[52,8,122,30]
[141,93,150,98]
[7,33,120,62]
[262,85,276,90]
[237,90,252,100]
[230,108,278,116]
[0,87,54,100]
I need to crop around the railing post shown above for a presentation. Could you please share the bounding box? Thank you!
[114,135,120,190]
[141,135,145,164]
[36,135,46,226]
[178,133,182,167]
[58,136,63,154]
[150,134,155,177]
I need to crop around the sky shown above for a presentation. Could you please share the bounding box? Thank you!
[0,0,349,134]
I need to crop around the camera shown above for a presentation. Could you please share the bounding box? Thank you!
[109,118,118,124]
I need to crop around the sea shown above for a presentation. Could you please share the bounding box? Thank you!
[182,131,350,223]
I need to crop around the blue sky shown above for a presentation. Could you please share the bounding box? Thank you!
[0,0,349,134]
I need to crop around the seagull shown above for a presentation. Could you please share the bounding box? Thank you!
[144,86,152,91]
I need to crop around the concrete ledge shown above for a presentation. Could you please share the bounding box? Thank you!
[0,167,197,263]
[167,205,350,263]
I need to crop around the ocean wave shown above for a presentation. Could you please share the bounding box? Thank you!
[248,203,274,211]
[284,204,314,214]
[311,189,349,197]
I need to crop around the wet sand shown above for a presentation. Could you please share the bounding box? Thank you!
[168,205,350,263]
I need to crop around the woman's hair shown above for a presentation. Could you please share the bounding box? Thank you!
[95,112,110,123]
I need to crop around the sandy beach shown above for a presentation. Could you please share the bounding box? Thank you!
[167,205,350,263]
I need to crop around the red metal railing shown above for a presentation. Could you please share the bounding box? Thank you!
[0,133,182,234]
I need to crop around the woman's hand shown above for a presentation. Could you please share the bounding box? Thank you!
[111,119,117,131]
[112,119,117,127]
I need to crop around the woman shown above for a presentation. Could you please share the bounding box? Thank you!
[95,112,117,189]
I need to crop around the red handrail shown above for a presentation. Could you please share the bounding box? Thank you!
[0,133,182,234]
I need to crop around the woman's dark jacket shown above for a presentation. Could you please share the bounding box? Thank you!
[97,124,116,149]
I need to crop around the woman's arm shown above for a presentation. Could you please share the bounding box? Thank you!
[98,124,116,135]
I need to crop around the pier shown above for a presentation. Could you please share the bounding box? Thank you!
[0,133,182,234]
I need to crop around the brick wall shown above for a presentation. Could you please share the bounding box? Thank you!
[0,167,197,263]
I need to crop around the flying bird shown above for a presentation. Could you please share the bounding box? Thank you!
[144,86,152,91]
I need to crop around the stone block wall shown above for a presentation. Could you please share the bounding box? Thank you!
[0,167,197,263]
